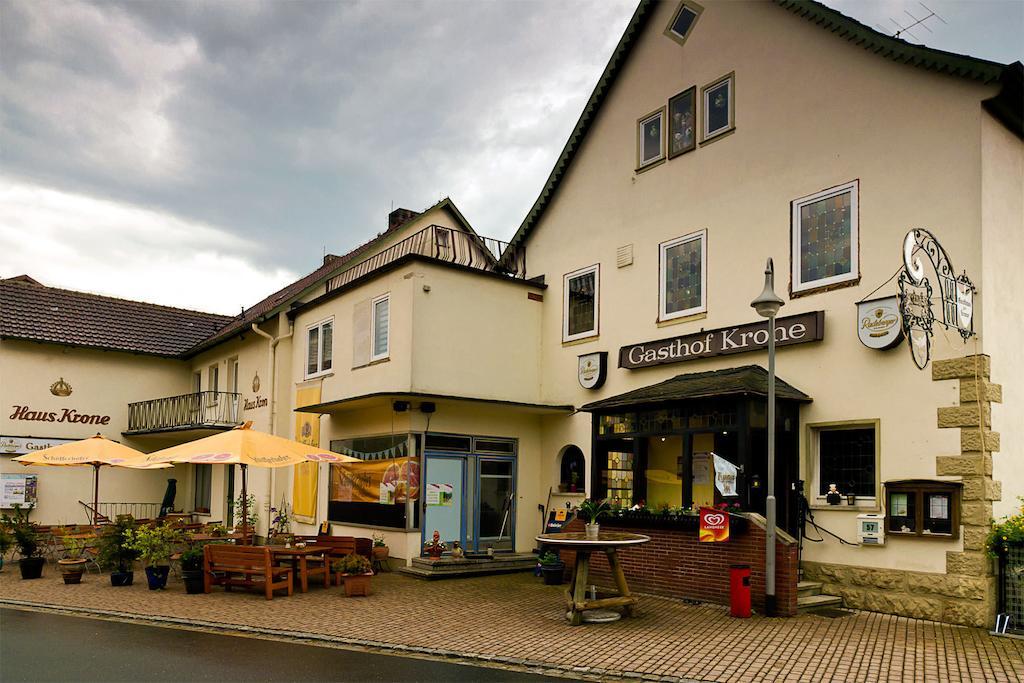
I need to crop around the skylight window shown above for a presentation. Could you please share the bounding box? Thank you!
[665,1,703,47]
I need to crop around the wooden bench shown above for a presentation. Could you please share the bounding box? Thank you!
[203,545,292,600]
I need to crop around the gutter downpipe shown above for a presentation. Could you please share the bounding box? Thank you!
[251,319,294,532]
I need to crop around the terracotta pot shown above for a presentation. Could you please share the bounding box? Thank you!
[342,573,373,597]
[372,546,389,561]
[58,559,87,584]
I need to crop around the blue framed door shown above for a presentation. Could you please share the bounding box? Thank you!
[421,454,466,555]
[474,456,515,553]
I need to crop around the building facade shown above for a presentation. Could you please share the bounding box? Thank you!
[2,0,1021,627]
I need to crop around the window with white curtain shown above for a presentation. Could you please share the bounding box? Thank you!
[371,294,390,361]
[306,318,334,378]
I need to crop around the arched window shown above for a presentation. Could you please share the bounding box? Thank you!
[559,446,586,493]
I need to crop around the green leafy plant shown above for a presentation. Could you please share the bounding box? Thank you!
[97,516,140,572]
[1,504,41,558]
[126,523,181,567]
[228,493,259,531]
[61,536,87,561]
[372,533,387,548]
[0,527,13,557]
[986,497,1024,558]
[538,550,562,566]
[332,553,372,576]
[180,546,204,572]
[577,498,611,525]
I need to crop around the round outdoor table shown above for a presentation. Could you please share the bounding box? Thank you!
[535,531,650,626]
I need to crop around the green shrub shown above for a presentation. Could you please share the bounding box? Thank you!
[97,517,140,572]
[126,523,181,567]
[1,504,41,558]
[986,497,1024,558]
[332,553,372,575]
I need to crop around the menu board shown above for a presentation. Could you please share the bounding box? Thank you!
[1,473,37,508]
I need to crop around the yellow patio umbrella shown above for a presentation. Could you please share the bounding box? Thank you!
[145,422,357,542]
[13,433,172,524]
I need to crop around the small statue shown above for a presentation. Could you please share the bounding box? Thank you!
[826,483,842,505]
[450,541,465,560]
[423,529,447,559]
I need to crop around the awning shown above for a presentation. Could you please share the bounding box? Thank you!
[580,365,812,413]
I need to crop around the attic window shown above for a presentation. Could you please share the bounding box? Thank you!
[665,1,703,47]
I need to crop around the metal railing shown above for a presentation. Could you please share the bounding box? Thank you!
[126,391,242,433]
[81,501,163,523]
[326,224,526,293]
[998,543,1024,634]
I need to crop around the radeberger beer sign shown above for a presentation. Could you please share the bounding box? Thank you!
[856,296,903,350]
[619,311,824,370]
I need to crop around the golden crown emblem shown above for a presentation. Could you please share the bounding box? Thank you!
[50,377,72,397]
[874,308,884,318]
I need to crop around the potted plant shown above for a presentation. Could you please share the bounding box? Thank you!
[0,527,13,572]
[423,530,446,559]
[577,498,610,540]
[569,470,580,493]
[538,550,565,585]
[371,532,389,562]
[228,493,259,538]
[1,505,44,579]
[269,500,291,544]
[332,553,373,597]
[180,545,205,594]
[58,536,88,584]
[126,523,180,590]
[97,516,140,586]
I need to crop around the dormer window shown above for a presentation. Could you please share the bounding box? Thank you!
[665,1,703,47]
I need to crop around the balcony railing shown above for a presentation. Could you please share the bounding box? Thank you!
[126,391,242,434]
[326,224,526,293]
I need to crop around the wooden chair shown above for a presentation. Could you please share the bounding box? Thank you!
[295,535,370,585]
[203,545,293,600]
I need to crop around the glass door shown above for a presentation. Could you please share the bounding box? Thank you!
[422,454,466,554]
[475,457,515,553]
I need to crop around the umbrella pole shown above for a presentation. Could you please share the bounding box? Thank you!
[241,464,248,545]
[93,463,100,526]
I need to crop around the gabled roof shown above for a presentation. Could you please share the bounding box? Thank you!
[0,277,232,357]
[580,365,811,412]
[185,196,477,356]
[502,0,1015,259]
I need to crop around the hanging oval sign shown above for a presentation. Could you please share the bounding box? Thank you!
[856,296,904,350]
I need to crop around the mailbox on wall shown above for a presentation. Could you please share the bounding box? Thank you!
[857,513,885,546]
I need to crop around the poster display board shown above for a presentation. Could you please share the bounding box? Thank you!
[1,473,38,508]
[330,457,419,504]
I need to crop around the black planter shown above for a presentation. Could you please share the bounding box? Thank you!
[540,563,565,585]
[182,569,204,594]
[110,570,134,587]
[145,566,170,590]
[19,557,44,580]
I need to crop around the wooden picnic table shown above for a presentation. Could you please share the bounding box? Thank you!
[187,532,248,543]
[536,531,650,626]
[266,545,330,593]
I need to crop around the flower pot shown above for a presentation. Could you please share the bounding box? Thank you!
[19,557,44,580]
[341,572,373,597]
[181,569,204,594]
[540,563,565,585]
[584,523,600,540]
[110,570,134,586]
[58,559,87,584]
[144,566,170,590]
[372,546,389,561]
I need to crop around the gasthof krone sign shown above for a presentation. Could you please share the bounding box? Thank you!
[619,311,824,370]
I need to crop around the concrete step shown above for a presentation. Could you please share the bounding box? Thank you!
[400,553,538,580]
[797,593,844,614]
[798,580,824,598]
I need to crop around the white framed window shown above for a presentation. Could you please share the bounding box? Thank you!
[637,107,666,169]
[371,294,390,361]
[306,318,334,378]
[701,73,734,142]
[664,0,703,47]
[659,229,707,321]
[791,180,859,294]
[563,264,599,342]
[808,420,879,508]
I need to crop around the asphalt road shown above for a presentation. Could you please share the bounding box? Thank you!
[0,608,564,682]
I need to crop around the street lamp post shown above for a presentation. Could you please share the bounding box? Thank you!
[751,258,784,616]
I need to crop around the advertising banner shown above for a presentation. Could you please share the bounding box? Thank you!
[699,506,730,543]
[330,457,420,504]
[292,385,321,523]
[1,473,38,508]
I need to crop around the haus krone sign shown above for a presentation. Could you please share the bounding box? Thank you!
[619,311,824,370]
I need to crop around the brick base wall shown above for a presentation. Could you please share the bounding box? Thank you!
[558,515,799,617]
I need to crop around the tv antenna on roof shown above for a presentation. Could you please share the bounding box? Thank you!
[876,2,947,42]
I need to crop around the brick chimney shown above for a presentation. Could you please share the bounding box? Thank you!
[388,208,419,231]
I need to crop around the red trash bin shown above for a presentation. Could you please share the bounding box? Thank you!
[730,564,751,618]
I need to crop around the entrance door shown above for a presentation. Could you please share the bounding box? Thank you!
[475,457,515,552]
[422,455,466,553]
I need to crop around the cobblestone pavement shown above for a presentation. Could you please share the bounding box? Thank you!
[1,568,1021,682]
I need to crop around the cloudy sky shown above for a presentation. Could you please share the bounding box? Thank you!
[1,0,1021,315]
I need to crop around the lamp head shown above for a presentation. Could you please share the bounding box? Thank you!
[751,258,785,319]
